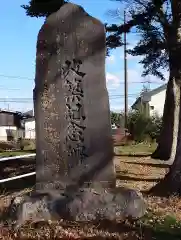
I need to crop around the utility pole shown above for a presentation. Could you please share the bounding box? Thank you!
[124,10,128,133]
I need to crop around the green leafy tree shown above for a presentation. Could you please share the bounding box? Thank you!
[147,114,163,140]
[106,0,181,195]
[110,111,121,126]
[127,111,150,142]
[127,110,162,142]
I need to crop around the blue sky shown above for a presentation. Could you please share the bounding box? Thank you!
[0,0,166,113]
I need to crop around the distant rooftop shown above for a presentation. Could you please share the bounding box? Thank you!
[24,109,34,117]
[142,84,167,98]
[131,83,167,109]
[0,109,22,114]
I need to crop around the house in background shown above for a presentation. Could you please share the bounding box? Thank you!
[0,110,25,141]
[24,117,35,139]
[23,110,35,139]
[131,84,167,117]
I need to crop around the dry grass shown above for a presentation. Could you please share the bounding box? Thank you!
[0,221,149,239]
[115,156,169,191]
[0,145,181,239]
[115,155,181,220]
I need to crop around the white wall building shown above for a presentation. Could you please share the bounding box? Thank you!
[0,110,24,141]
[24,118,36,139]
[132,84,167,116]
[0,126,17,141]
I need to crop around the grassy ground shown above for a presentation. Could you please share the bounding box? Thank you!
[115,142,157,156]
[0,150,35,158]
[0,143,181,239]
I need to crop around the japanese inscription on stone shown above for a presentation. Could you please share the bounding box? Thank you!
[62,59,87,168]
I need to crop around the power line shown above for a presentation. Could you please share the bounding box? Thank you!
[0,74,164,85]
[0,81,162,92]
[109,93,139,97]
[0,87,28,91]
[0,98,33,103]
[110,97,138,99]
[0,93,139,100]
[0,74,33,81]
[118,81,163,84]
[0,98,137,104]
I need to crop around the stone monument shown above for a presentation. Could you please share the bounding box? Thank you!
[34,2,115,190]
[7,3,146,227]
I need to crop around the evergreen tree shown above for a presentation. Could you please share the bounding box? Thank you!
[106,0,181,160]
[107,0,181,195]
[21,0,67,18]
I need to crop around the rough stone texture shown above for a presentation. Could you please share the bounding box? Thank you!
[8,187,146,228]
[34,2,115,191]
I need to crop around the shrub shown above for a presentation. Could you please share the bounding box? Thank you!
[0,141,17,150]
[18,139,36,150]
[127,111,162,142]
[146,114,162,141]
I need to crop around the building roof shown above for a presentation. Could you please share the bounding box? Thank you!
[0,109,19,114]
[0,109,26,118]
[142,84,167,99]
[24,110,34,117]
[131,83,167,109]
[0,109,35,121]
[131,97,141,110]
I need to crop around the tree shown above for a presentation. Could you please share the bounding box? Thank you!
[107,0,181,195]
[21,0,67,18]
[106,0,181,162]
[110,111,121,126]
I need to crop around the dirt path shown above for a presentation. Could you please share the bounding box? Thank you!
[114,155,169,191]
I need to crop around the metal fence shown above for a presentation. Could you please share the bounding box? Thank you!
[0,154,36,184]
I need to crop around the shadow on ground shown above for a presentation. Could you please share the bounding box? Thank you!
[121,161,171,168]
[117,175,162,182]
[114,153,151,157]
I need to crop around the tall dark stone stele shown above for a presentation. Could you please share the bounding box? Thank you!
[7,4,146,226]
[34,3,115,191]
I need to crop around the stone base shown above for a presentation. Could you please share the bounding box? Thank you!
[6,187,146,228]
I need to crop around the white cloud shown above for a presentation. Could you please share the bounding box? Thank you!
[106,69,149,91]
[120,53,140,60]
[125,69,143,82]
[106,72,120,87]
[119,38,140,60]
[127,40,139,49]
[110,106,124,112]
[119,67,168,84]
[106,65,168,95]
[107,69,143,86]
[106,55,115,63]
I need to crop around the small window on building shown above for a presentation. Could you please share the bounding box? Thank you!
[150,106,154,110]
